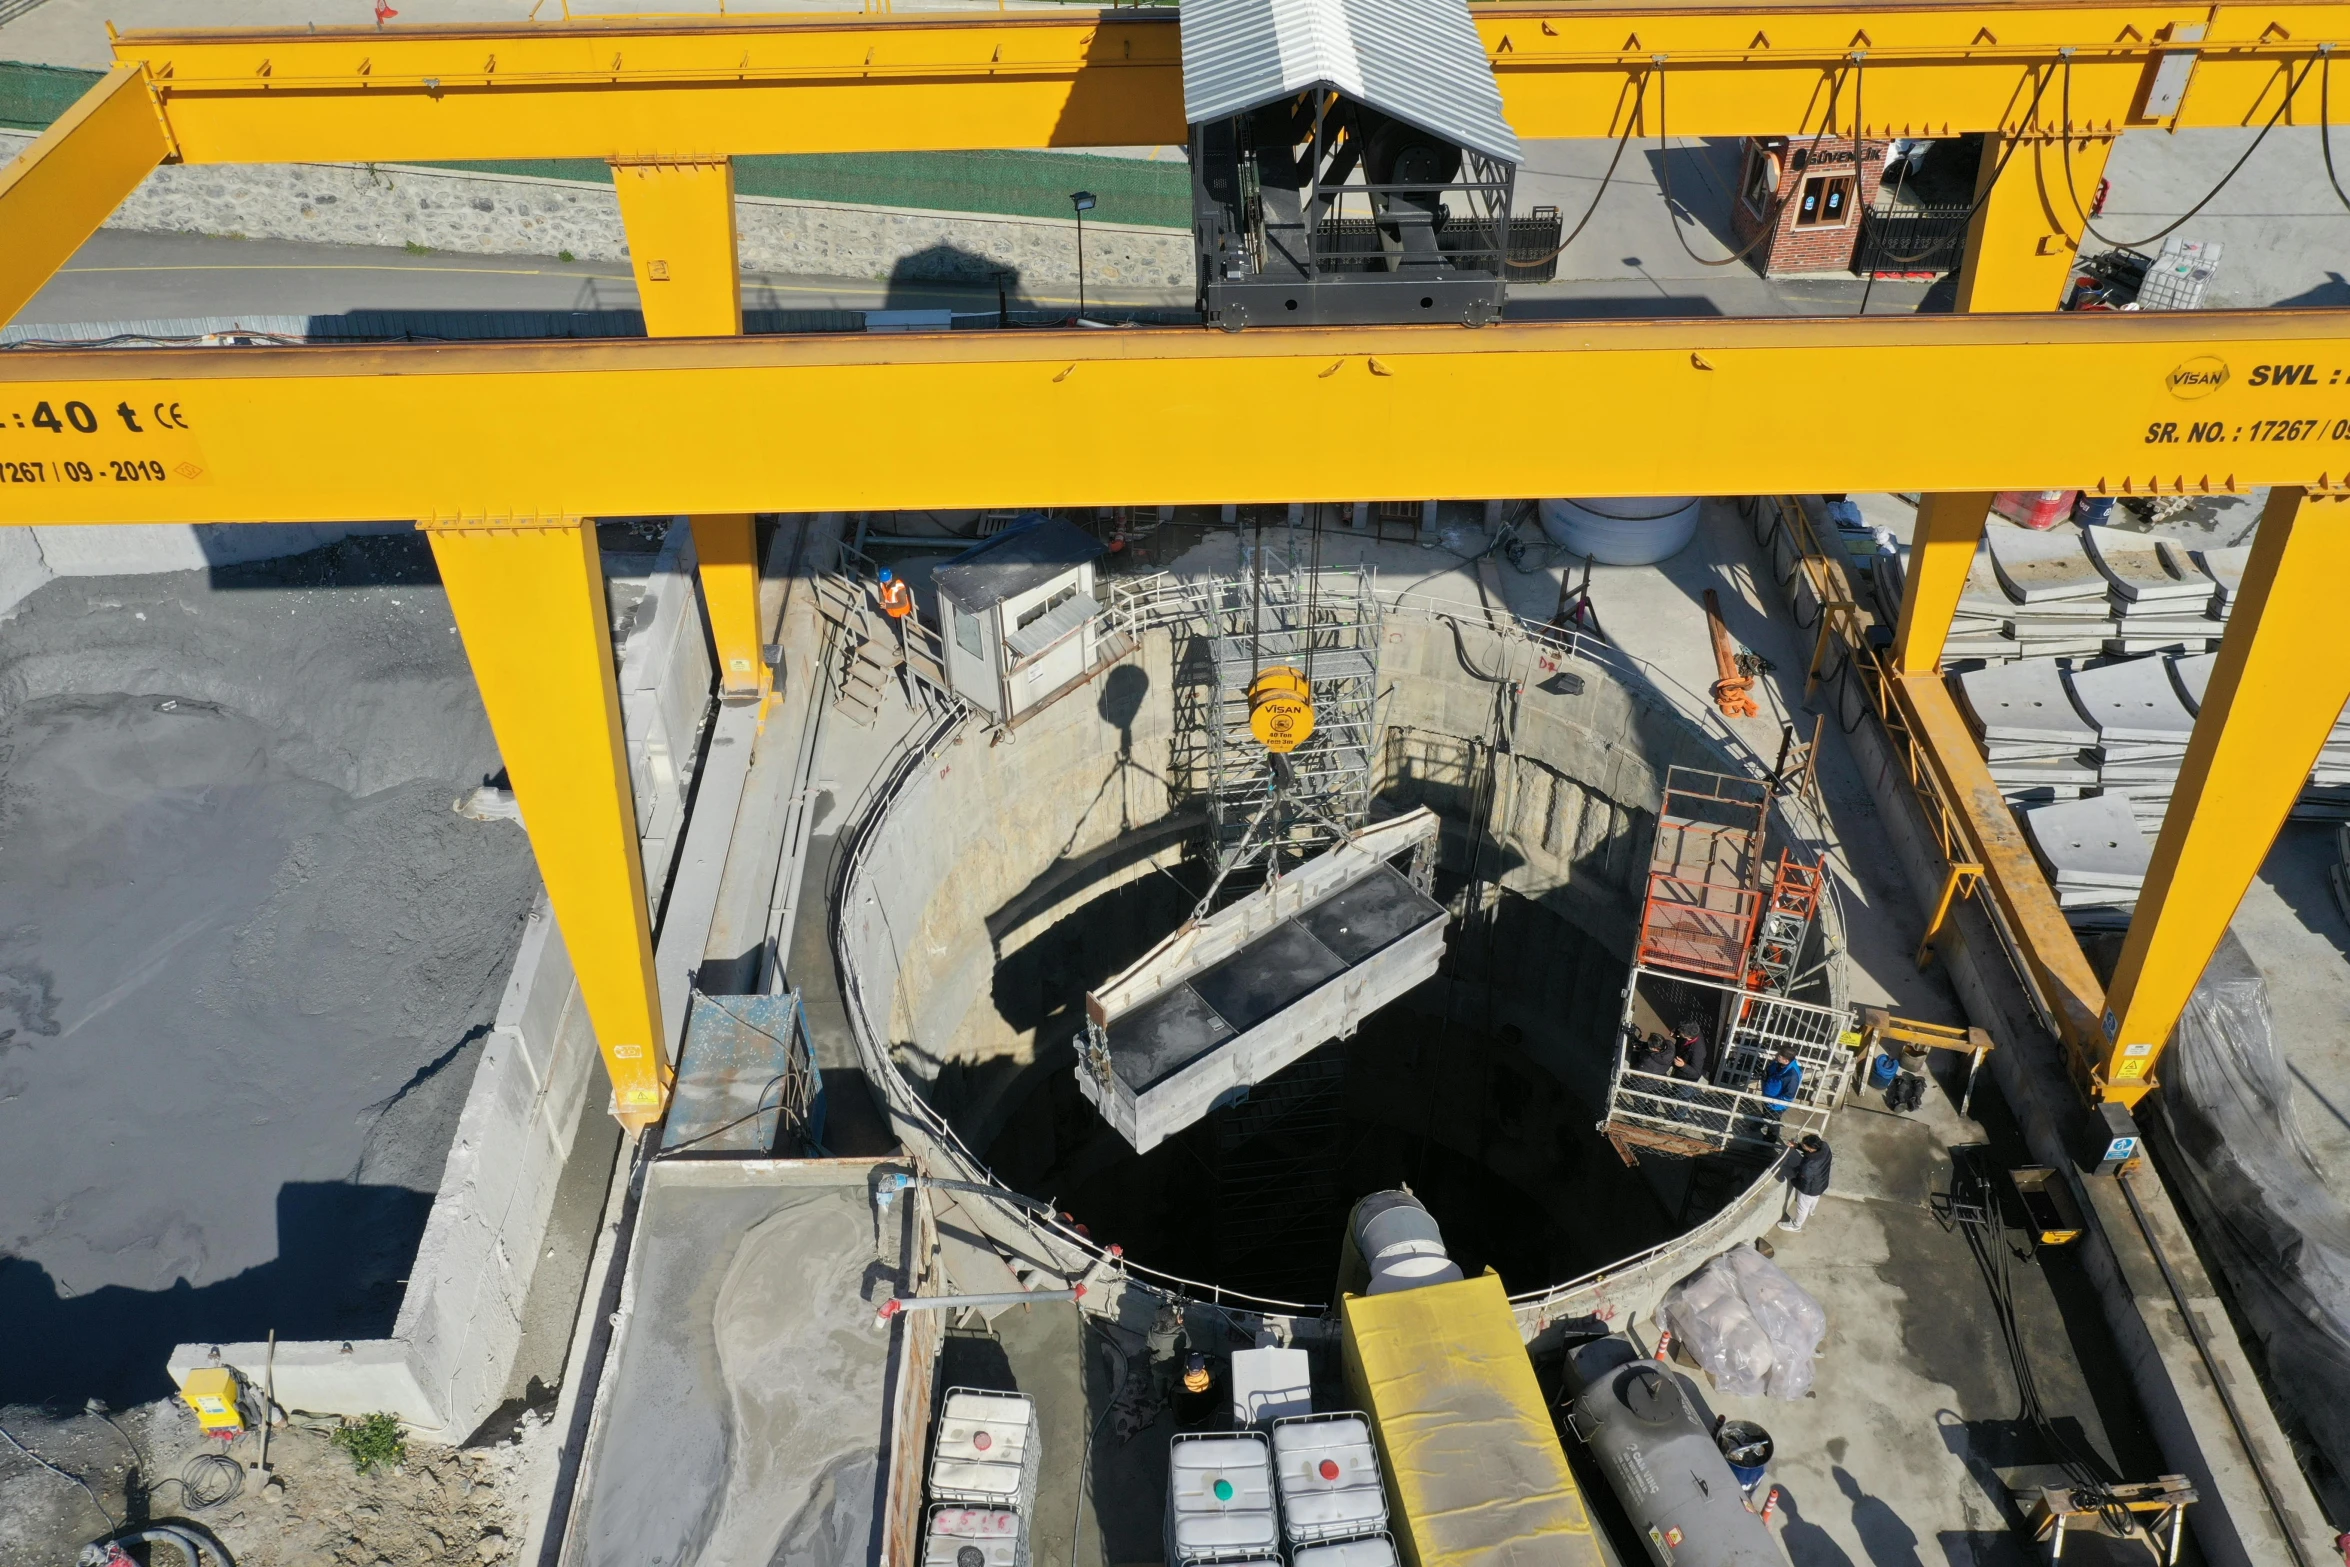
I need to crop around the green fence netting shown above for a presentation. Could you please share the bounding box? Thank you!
[0,59,101,130]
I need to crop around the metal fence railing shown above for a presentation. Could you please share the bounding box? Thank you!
[828,563,1863,1334]
[1853,201,1975,276]
[1605,1063,1835,1154]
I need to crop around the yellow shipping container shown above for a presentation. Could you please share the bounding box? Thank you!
[1340,1271,1604,1567]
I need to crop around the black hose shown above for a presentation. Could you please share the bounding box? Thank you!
[148,1452,246,1512]
[1939,1156,2137,1537]
[1654,62,1782,267]
[84,1522,236,1567]
[1507,87,1644,268]
[2061,53,2312,252]
[2323,50,2350,217]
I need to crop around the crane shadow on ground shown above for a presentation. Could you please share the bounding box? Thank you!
[0,1182,431,1410]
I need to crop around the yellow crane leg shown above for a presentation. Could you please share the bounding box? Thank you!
[2097,486,2350,1106]
[612,158,743,337]
[1897,131,2111,670]
[612,159,767,695]
[1891,492,1994,674]
[0,63,172,327]
[422,517,671,1129]
[1955,132,2116,314]
[691,514,767,696]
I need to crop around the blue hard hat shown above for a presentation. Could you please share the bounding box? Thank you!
[878,568,896,582]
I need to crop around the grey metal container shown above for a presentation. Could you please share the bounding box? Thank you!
[1560,1337,1786,1567]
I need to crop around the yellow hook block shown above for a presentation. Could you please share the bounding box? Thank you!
[1247,665,1316,753]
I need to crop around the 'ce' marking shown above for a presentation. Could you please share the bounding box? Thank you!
[150,402,189,429]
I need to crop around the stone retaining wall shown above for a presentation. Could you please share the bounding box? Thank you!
[0,129,1192,289]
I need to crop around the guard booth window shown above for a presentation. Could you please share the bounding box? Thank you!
[1015,583,1078,631]
[1794,175,1852,228]
[953,606,984,660]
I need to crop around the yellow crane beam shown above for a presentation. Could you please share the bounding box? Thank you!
[3,313,2347,522]
[0,64,174,327]
[95,4,2350,166]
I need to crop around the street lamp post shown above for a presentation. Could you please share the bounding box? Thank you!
[1070,190,1097,321]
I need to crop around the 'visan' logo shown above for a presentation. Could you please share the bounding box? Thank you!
[2167,357,2230,399]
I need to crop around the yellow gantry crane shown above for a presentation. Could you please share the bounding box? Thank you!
[3,4,2348,1123]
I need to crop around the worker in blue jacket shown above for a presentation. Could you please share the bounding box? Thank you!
[1758,1045,1803,1140]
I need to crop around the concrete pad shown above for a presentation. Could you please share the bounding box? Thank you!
[2064,656,2199,743]
[2022,796,2155,890]
[569,1161,899,1567]
[1948,545,2022,619]
[1986,523,2113,604]
[1956,660,2099,746]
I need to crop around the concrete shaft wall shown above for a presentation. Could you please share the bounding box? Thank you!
[169,524,716,1441]
[832,602,1834,1323]
[0,129,1191,291]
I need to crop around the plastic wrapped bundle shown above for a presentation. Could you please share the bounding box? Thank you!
[1658,1256,1776,1399]
[1724,1245,1829,1399]
[2154,935,2350,1515]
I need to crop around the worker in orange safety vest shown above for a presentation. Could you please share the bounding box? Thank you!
[876,568,913,619]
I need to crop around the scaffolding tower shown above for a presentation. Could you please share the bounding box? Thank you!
[1194,562,1382,882]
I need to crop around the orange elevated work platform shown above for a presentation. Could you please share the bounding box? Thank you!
[1634,767,1770,983]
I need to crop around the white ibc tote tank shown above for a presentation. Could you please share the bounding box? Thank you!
[1538,496,1700,565]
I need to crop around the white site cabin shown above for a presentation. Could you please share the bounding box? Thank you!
[935,517,1109,725]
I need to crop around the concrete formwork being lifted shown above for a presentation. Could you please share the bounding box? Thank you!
[1078,808,1446,1153]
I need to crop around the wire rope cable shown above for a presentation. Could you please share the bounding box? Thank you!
[2320,48,2350,215]
[1654,57,1808,266]
[2060,52,2313,251]
[1506,91,1644,268]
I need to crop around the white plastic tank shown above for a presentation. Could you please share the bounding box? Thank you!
[1272,1413,1387,1544]
[925,1506,1025,1567]
[1291,1537,1401,1567]
[1167,1431,1280,1563]
[929,1389,1039,1509]
[1538,496,1701,566]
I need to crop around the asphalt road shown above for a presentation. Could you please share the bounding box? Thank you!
[13,229,1196,327]
[15,224,1935,336]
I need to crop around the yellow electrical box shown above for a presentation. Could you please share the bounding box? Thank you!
[1247,665,1316,754]
[179,1368,245,1437]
